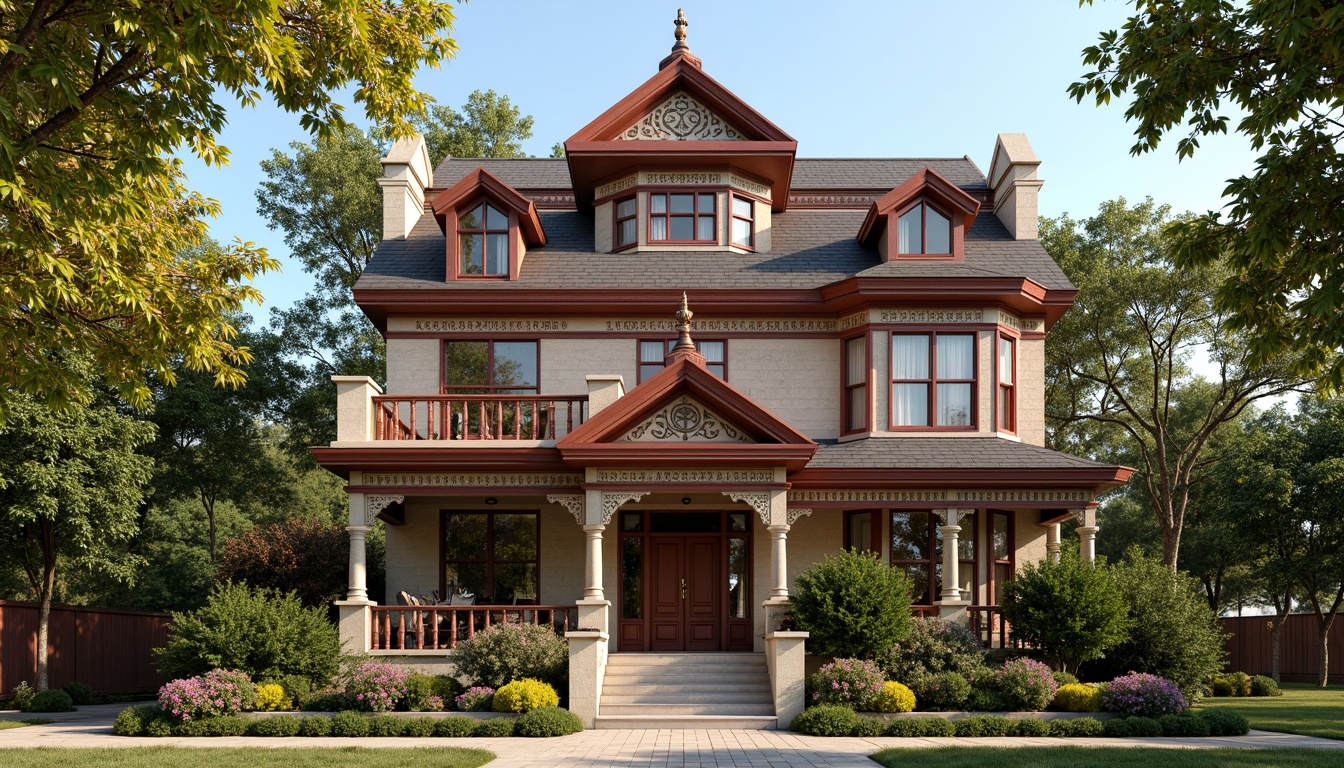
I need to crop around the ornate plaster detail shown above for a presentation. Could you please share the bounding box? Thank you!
[595,469,773,484]
[601,492,648,525]
[365,495,404,526]
[723,491,772,526]
[361,472,582,488]
[546,494,585,525]
[934,508,968,527]
[622,395,750,443]
[1069,508,1088,525]
[878,309,984,324]
[953,490,1092,503]
[616,92,742,141]
[786,508,813,526]
[788,490,948,503]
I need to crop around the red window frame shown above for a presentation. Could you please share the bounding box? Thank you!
[456,200,510,277]
[889,510,942,606]
[730,194,754,249]
[842,334,869,434]
[895,200,954,256]
[956,510,980,605]
[889,332,978,430]
[613,195,637,251]
[638,338,727,382]
[844,510,882,555]
[648,191,717,244]
[997,332,1017,434]
[989,511,1015,606]
[439,510,540,605]
[441,340,540,395]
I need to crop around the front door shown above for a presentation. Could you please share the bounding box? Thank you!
[649,536,720,651]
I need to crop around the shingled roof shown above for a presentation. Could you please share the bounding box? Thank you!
[807,437,1114,470]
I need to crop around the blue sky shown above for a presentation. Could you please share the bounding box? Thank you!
[182,1,1257,316]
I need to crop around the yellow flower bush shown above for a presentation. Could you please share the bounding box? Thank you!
[869,681,916,713]
[492,678,560,713]
[253,683,292,712]
[1051,683,1103,712]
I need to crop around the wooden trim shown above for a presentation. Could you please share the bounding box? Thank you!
[988,510,1015,606]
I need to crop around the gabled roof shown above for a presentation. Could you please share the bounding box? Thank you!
[556,346,816,471]
[858,167,981,246]
[431,167,546,245]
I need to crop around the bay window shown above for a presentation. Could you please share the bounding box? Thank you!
[890,333,976,428]
[649,192,716,243]
[614,196,637,249]
[730,195,754,247]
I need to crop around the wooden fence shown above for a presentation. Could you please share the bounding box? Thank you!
[1221,614,1344,683]
[0,600,171,697]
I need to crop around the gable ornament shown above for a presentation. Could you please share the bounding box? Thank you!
[616,91,743,141]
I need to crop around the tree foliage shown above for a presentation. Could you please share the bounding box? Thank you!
[216,517,348,608]
[1042,198,1308,568]
[791,549,914,660]
[1000,547,1129,675]
[1072,0,1344,388]
[0,0,456,413]
[407,89,536,164]
[0,381,154,687]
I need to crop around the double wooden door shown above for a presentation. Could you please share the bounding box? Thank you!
[648,535,721,651]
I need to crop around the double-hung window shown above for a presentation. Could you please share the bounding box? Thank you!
[890,333,975,428]
[997,334,1016,432]
[458,202,509,276]
[614,196,637,249]
[730,195,753,248]
[638,339,725,382]
[649,192,716,243]
[890,510,941,605]
[843,336,868,433]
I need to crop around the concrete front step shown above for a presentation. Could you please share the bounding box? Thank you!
[595,715,778,730]
[601,683,772,696]
[606,653,766,666]
[601,695,775,708]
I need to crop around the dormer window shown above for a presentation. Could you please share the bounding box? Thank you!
[459,202,510,276]
[649,192,716,243]
[897,202,951,255]
[615,197,638,249]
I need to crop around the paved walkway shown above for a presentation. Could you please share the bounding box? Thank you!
[2,704,1342,767]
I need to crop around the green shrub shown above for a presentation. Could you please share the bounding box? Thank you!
[452,624,568,692]
[869,682,916,713]
[330,710,370,737]
[1209,676,1235,697]
[1053,671,1079,688]
[297,715,333,737]
[144,716,174,737]
[515,706,583,737]
[113,704,160,736]
[1051,683,1103,712]
[1249,675,1281,697]
[154,582,340,686]
[1047,718,1074,737]
[1071,717,1105,737]
[790,704,860,736]
[279,675,312,707]
[367,714,405,736]
[995,658,1057,711]
[1159,712,1211,737]
[792,550,913,660]
[401,717,435,737]
[245,716,302,737]
[28,689,74,713]
[1094,552,1226,702]
[1125,715,1162,737]
[954,715,1014,737]
[403,674,441,712]
[882,617,986,684]
[302,690,348,711]
[849,717,882,736]
[253,683,292,711]
[10,681,36,711]
[1226,672,1251,696]
[884,717,955,737]
[172,717,212,736]
[1000,548,1129,675]
[910,671,970,711]
[1103,717,1133,737]
[473,717,517,737]
[965,688,1009,712]
[1200,707,1250,736]
[62,682,93,706]
[492,678,560,713]
[175,715,248,736]
[433,716,478,737]
[1014,718,1050,736]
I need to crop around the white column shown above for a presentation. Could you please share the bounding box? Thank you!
[768,525,790,600]
[1078,525,1100,563]
[345,525,370,600]
[583,524,606,600]
[1046,523,1061,563]
[938,508,963,602]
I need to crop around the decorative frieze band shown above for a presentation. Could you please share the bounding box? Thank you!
[878,309,984,324]
[393,317,838,334]
[789,490,946,503]
[595,469,774,484]
[787,489,1094,505]
[362,473,583,488]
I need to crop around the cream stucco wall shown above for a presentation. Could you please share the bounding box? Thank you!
[540,338,637,398]
[730,338,840,439]
[385,338,440,396]
[1017,337,1046,446]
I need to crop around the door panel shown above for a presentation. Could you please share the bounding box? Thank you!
[684,537,720,651]
[648,536,722,651]
[649,539,684,651]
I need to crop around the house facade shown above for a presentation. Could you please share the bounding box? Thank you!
[315,17,1131,728]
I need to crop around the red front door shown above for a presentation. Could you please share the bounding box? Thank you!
[649,536,721,651]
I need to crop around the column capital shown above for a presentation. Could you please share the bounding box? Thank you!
[934,508,967,526]
[582,523,607,534]
[344,525,372,535]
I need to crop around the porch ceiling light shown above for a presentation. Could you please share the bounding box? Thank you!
[485,497,498,505]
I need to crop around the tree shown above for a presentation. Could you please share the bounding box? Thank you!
[0,0,456,413]
[999,547,1129,675]
[1043,198,1307,568]
[1071,1,1344,389]
[0,385,154,688]
[409,89,536,163]
[216,517,348,608]
[791,550,914,660]
[1293,399,1344,687]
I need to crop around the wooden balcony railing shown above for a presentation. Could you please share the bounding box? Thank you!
[373,395,588,441]
[370,605,577,651]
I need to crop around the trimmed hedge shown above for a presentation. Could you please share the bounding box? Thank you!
[790,704,860,736]
[883,718,956,737]
[29,689,75,713]
[434,716,478,737]
[246,716,301,737]
[473,717,517,737]
[515,706,583,737]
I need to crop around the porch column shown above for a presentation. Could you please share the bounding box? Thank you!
[345,525,371,601]
[583,524,605,600]
[768,525,790,600]
[1073,507,1099,563]
[937,508,964,602]
[1046,523,1061,563]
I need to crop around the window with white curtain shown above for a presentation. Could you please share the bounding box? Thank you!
[844,336,868,432]
[890,332,976,428]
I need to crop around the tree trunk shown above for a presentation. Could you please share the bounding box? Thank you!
[36,519,57,691]
[1270,591,1292,684]
[201,493,217,561]
[1320,613,1337,689]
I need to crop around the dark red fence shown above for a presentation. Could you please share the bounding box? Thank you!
[1221,614,1344,684]
[0,600,171,696]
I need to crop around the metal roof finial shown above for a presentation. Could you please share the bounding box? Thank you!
[673,292,696,352]
[672,8,689,49]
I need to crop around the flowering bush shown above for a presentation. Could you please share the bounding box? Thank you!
[158,669,255,721]
[452,624,568,692]
[994,657,1057,711]
[493,678,560,713]
[456,686,495,712]
[806,658,884,708]
[882,617,986,684]
[253,683,291,711]
[1051,683,1103,712]
[345,661,409,712]
[1102,673,1186,718]
[910,671,970,711]
[868,681,916,713]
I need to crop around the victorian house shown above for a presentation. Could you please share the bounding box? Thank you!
[314,15,1131,729]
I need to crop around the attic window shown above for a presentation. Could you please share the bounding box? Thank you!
[459,202,509,276]
[897,203,951,255]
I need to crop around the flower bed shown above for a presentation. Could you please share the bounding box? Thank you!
[791,706,1249,738]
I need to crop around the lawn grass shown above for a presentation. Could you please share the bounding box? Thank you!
[0,720,52,731]
[871,747,1343,768]
[1197,682,1344,741]
[0,747,495,767]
